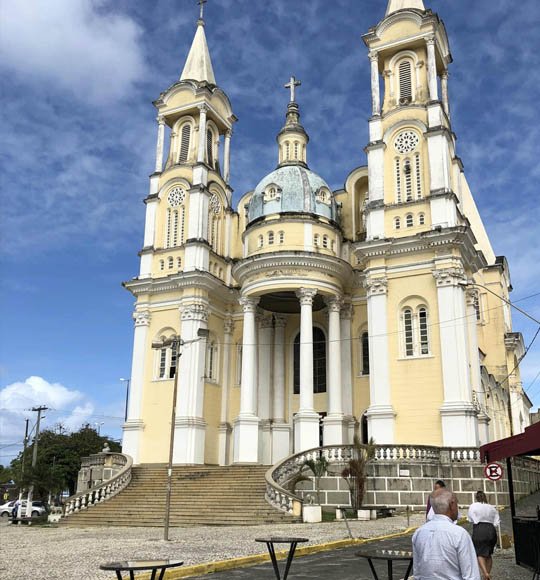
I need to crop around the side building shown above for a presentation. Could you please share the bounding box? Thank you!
[122,0,531,466]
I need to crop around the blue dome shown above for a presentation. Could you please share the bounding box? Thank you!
[248,165,336,224]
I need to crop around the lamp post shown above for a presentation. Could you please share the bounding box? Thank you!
[94,422,105,435]
[458,280,540,437]
[119,378,130,422]
[151,327,209,541]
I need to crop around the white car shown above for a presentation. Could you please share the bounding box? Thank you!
[0,500,48,518]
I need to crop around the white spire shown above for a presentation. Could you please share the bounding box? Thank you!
[386,0,425,16]
[180,20,216,85]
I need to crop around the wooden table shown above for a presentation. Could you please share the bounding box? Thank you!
[356,549,413,580]
[99,558,183,580]
[255,537,309,580]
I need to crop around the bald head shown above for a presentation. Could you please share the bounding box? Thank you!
[430,488,458,520]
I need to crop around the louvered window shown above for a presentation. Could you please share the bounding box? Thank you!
[399,60,412,103]
[418,213,425,226]
[395,217,401,230]
[169,342,178,379]
[159,260,164,271]
[395,158,402,203]
[258,235,263,248]
[279,231,284,244]
[206,129,213,167]
[172,210,179,246]
[268,231,274,245]
[168,257,174,269]
[159,347,167,378]
[404,160,413,201]
[406,214,414,228]
[361,332,370,375]
[177,257,182,269]
[285,142,290,160]
[322,235,329,248]
[415,154,422,198]
[419,308,429,354]
[404,309,414,356]
[179,124,191,163]
[179,207,185,244]
[294,142,299,159]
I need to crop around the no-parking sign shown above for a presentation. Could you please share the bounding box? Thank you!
[484,463,503,481]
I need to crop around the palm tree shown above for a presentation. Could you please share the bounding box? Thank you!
[303,455,329,505]
[341,435,376,510]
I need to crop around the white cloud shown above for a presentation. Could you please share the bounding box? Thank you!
[0,0,146,105]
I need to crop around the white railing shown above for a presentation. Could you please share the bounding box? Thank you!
[64,453,133,517]
[265,443,484,514]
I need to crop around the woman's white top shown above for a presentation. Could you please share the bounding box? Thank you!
[467,502,500,526]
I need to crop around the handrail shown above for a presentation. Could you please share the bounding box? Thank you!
[63,453,133,517]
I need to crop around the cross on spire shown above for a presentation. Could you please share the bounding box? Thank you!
[198,0,207,21]
[284,76,302,103]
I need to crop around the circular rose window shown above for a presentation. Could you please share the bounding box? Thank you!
[394,131,419,154]
[167,187,186,207]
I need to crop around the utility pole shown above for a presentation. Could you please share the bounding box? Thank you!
[16,418,30,517]
[25,406,48,517]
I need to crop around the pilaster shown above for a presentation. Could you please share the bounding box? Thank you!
[340,302,354,444]
[258,315,274,465]
[218,318,234,465]
[271,315,290,463]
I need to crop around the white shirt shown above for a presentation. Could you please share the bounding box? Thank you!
[467,502,500,526]
[412,514,481,580]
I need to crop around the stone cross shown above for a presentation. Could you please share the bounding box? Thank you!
[198,0,207,20]
[284,76,302,103]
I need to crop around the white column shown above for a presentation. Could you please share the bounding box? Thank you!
[441,71,450,118]
[294,288,320,452]
[369,51,381,116]
[218,318,234,465]
[272,315,290,462]
[154,116,166,173]
[340,302,355,443]
[365,277,395,444]
[323,296,346,445]
[258,315,273,465]
[233,296,260,463]
[197,105,208,164]
[433,268,478,447]
[175,302,209,464]
[122,310,150,464]
[223,129,232,184]
[426,37,439,101]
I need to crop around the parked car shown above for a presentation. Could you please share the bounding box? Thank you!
[0,500,48,518]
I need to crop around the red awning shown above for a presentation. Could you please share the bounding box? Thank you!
[480,421,540,463]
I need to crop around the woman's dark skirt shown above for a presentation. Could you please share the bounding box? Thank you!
[472,522,497,557]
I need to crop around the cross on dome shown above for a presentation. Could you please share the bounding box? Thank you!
[198,0,207,21]
[284,76,302,103]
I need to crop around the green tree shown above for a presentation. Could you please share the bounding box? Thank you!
[10,424,120,499]
[341,435,376,510]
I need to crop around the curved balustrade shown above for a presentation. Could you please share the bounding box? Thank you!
[64,453,133,518]
[265,443,484,514]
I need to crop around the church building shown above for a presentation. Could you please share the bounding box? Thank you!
[122,0,531,467]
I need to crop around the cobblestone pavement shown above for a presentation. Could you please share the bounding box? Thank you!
[1,492,538,580]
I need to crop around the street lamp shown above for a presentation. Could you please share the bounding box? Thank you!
[94,422,105,435]
[119,378,130,422]
[151,327,209,541]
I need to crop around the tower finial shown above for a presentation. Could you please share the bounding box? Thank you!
[284,76,302,103]
[198,0,207,22]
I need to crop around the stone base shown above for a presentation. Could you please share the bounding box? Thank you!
[259,420,272,465]
[323,414,347,446]
[173,416,206,464]
[294,411,320,452]
[302,505,322,523]
[233,414,260,463]
[271,422,291,464]
[440,402,478,447]
[366,405,396,444]
[121,420,145,464]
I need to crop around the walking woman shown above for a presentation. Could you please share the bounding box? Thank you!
[467,490,500,580]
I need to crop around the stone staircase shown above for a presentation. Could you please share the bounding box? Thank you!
[62,465,300,526]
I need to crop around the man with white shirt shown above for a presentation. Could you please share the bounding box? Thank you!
[413,488,480,580]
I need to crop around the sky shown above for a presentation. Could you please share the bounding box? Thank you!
[1,0,539,465]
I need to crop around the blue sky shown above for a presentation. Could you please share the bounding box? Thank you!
[1,0,539,465]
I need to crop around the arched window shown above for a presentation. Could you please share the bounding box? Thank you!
[178,124,191,163]
[168,257,174,269]
[322,235,329,248]
[258,234,264,248]
[179,206,185,244]
[294,142,299,159]
[404,160,413,201]
[361,331,370,375]
[406,214,414,228]
[159,260,165,271]
[398,60,413,104]
[205,339,218,381]
[394,217,401,230]
[158,346,167,378]
[268,231,274,245]
[415,153,422,198]
[418,307,429,355]
[418,213,425,226]
[169,341,178,379]
[314,234,320,247]
[177,257,182,270]
[285,142,290,160]
[395,158,402,203]
[156,335,179,379]
[165,188,186,249]
[403,308,414,356]
[206,128,214,167]
[279,231,284,244]
[293,327,327,394]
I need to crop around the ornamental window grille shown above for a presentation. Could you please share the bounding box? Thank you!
[398,60,413,103]
[406,214,414,228]
[395,217,401,230]
[293,327,327,394]
[404,160,413,201]
[418,213,425,226]
[179,124,191,163]
[206,129,214,167]
[395,158,402,203]
[268,231,274,245]
[415,153,422,198]
[279,231,284,244]
[361,331,370,375]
